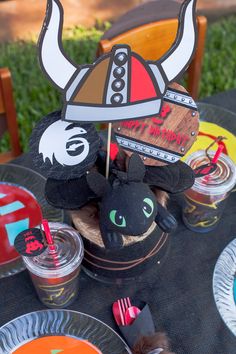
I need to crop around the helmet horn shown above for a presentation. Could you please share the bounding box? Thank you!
[38,0,77,90]
[159,0,197,83]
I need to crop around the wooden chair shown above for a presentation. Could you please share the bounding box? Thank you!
[0,67,21,163]
[98,15,207,100]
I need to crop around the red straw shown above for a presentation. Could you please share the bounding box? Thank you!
[212,144,224,164]
[203,144,224,185]
[42,219,56,252]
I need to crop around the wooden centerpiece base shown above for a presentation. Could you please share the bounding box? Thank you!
[70,202,170,283]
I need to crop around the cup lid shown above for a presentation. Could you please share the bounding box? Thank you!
[185,150,236,195]
[23,223,84,278]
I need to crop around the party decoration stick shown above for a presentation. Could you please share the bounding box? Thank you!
[106,123,112,179]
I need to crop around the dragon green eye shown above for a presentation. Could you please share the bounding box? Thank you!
[109,210,126,227]
[143,198,154,218]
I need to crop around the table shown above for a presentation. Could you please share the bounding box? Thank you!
[1,90,236,354]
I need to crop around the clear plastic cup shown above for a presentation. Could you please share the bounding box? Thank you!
[22,223,84,308]
[182,150,236,233]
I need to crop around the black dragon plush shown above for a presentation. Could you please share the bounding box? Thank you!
[87,153,177,248]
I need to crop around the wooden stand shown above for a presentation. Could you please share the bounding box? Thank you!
[70,202,170,282]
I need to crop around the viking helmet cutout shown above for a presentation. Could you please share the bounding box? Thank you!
[38,0,197,122]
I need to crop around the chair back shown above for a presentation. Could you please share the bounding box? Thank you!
[98,16,207,100]
[0,68,21,163]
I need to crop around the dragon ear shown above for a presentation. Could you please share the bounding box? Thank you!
[127,153,146,182]
[86,172,110,197]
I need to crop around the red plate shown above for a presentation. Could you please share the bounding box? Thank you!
[0,183,42,264]
[0,164,63,278]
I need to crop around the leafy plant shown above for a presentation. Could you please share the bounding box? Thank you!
[200,16,236,97]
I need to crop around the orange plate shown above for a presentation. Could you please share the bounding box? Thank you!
[14,336,102,354]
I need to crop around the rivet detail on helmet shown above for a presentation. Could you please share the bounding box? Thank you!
[112,79,125,92]
[111,93,124,105]
[113,67,125,78]
[114,52,128,66]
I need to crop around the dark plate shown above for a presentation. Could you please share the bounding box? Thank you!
[198,102,236,132]
[0,164,63,279]
[0,310,131,354]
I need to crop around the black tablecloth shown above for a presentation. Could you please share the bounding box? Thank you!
[1,90,236,354]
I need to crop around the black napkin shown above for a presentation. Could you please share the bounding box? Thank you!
[119,303,155,348]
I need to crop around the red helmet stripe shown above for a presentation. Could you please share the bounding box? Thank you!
[130,56,157,102]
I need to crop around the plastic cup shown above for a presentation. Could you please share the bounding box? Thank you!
[182,150,236,233]
[22,223,84,308]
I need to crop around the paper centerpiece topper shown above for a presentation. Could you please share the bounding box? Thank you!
[30,111,101,180]
[113,82,199,166]
[38,0,197,123]
[14,228,46,257]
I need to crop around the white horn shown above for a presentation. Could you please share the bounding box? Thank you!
[38,0,77,90]
[160,0,197,83]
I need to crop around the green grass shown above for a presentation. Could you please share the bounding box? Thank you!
[200,15,236,97]
[0,16,236,152]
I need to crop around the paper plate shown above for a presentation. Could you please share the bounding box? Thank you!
[0,310,131,354]
[184,102,236,164]
[213,238,236,336]
[0,164,63,279]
